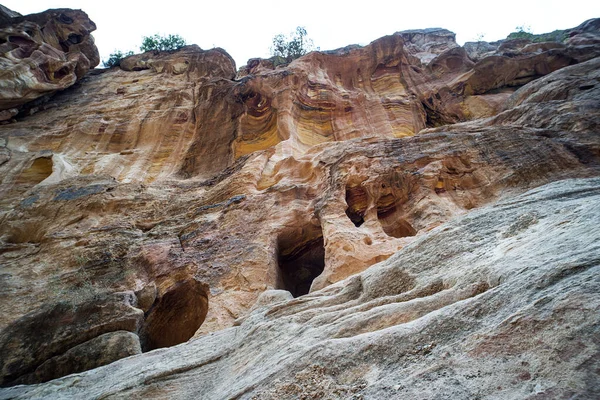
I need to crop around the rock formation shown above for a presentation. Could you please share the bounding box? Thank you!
[2,177,599,399]
[0,7,599,398]
[0,6,99,120]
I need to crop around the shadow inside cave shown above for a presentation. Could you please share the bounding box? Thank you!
[276,232,325,298]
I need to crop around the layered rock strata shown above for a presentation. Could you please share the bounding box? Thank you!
[0,9,599,391]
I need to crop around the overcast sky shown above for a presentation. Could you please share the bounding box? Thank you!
[3,1,599,68]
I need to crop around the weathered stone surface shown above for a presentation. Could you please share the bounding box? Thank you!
[396,27,459,64]
[0,292,142,386]
[1,19,593,197]
[426,56,600,135]
[2,177,598,399]
[0,6,20,28]
[464,18,600,63]
[0,15,599,389]
[14,331,141,385]
[119,45,235,77]
[0,8,99,114]
[0,46,237,197]
[237,57,277,77]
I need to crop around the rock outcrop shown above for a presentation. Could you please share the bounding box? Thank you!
[0,7,599,395]
[463,19,600,62]
[2,177,599,399]
[0,6,99,120]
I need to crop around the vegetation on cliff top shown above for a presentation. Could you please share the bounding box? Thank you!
[270,26,317,66]
[140,34,187,52]
[102,33,187,68]
[103,50,134,68]
[506,25,569,42]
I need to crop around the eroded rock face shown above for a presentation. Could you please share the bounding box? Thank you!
[0,292,142,386]
[463,18,600,62]
[0,7,99,117]
[0,15,599,389]
[396,27,459,64]
[13,331,141,386]
[2,177,599,399]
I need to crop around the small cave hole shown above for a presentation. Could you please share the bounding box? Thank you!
[16,156,53,186]
[381,218,417,238]
[277,233,325,298]
[377,203,417,239]
[345,185,368,228]
[68,33,82,45]
[139,279,208,352]
[53,66,71,80]
[345,208,364,227]
[58,13,74,24]
[435,178,446,194]
[4,221,46,244]
[8,36,33,45]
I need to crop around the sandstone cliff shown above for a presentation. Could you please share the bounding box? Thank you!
[0,6,99,120]
[0,8,599,398]
[3,177,599,399]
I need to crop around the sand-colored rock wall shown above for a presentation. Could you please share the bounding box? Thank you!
[0,10,599,390]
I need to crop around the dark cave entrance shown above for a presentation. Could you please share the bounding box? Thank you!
[277,232,325,298]
[139,278,208,352]
[345,185,368,228]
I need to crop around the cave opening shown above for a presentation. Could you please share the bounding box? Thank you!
[277,233,325,298]
[377,202,417,239]
[53,66,71,80]
[16,156,53,186]
[345,208,364,227]
[345,185,368,227]
[139,278,208,352]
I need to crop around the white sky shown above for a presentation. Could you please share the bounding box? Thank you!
[4,1,599,68]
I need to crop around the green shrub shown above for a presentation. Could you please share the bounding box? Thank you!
[103,50,134,68]
[506,25,569,43]
[270,26,317,66]
[140,34,187,52]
